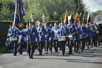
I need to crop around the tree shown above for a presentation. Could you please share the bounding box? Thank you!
[0,4,13,20]
[0,0,85,22]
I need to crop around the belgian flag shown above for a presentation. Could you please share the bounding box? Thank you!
[74,12,80,23]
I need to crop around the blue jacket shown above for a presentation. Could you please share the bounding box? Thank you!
[78,26,87,38]
[29,27,38,44]
[58,27,67,36]
[72,28,81,40]
[17,30,26,44]
[37,27,46,42]
[23,29,28,42]
[45,28,50,42]
[58,27,67,41]
[89,25,95,37]
[84,27,91,38]
[49,29,54,42]
[67,24,73,35]
[8,28,18,41]
[52,27,59,40]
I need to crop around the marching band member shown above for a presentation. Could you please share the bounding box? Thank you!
[28,22,38,59]
[72,24,81,52]
[89,23,95,47]
[58,23,62,50]
[37,21,46,55]
[85,24,91,49]
[58,22,67,55]
[49,24,54,53]
[95,24,100,46]
[67,21,73,54]
[23,24,29,54]
[17,30,25,55]
[44,23,51,54]
[93,23,99,47]
[78,22,87,52]
[52,23,59,52]
[8,24,18,56]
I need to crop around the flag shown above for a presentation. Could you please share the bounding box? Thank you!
[68,15,71,22]
[64,10,67,24]
[87,13,91,23]
[13,0,25,32]
[74,12,80,23]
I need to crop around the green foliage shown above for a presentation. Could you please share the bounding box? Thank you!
[0,0,85,22]
[0,4,14,20]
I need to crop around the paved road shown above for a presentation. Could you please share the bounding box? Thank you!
[0,46,102,68]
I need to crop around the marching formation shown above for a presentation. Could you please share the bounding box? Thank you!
[6,20,102,59]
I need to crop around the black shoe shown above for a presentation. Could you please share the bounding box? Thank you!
[50,51,52,53]
[13,54,17,56]
[30,56,33,59]
[19,53,22,55]
[29,56,33,59]
[69,53,72,55]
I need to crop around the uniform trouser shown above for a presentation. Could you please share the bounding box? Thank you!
[67,40,73,54]
[18,43,24,54]
[28,43,36,58]
[60,41,66,55]
[45,42,49,54]
[86,37,91,48]
[38,42,44,55]
[81,38,85,52]
[97,35,101,45]
[54,40,58,52]
[26,41,29,54]
[13,41,17,56]
[74,40,80,52]
[98,34,102,45]
[58,41,61,50]
[92,35,97,47]
[47,42,53,53]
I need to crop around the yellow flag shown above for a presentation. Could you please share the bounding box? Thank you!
[74,12,80,22]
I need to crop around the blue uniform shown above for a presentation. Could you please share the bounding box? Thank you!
[87,27,91,38]
[78,26,87,39]
[8,28,18,42]
[58,27,67,41]
[45,28,50,42]
[8,27,18,56]
[29,27,38,44]
[52,27,59,40]
[23,29,29,42]
[72,27,81,41]
[49,28,54,42]
[37,27,46,42]
[67,24,73,35]
[17,30,25,44]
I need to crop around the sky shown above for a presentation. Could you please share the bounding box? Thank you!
[82,0,102,12]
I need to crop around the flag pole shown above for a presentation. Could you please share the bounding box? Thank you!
[24,11,31,45]
[22,0,31,45]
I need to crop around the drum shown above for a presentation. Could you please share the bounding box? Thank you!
[58,36,66,41]
[68,35,73,40]
[9,36,17,41]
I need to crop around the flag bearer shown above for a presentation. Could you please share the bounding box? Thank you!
[28,22,38,59]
